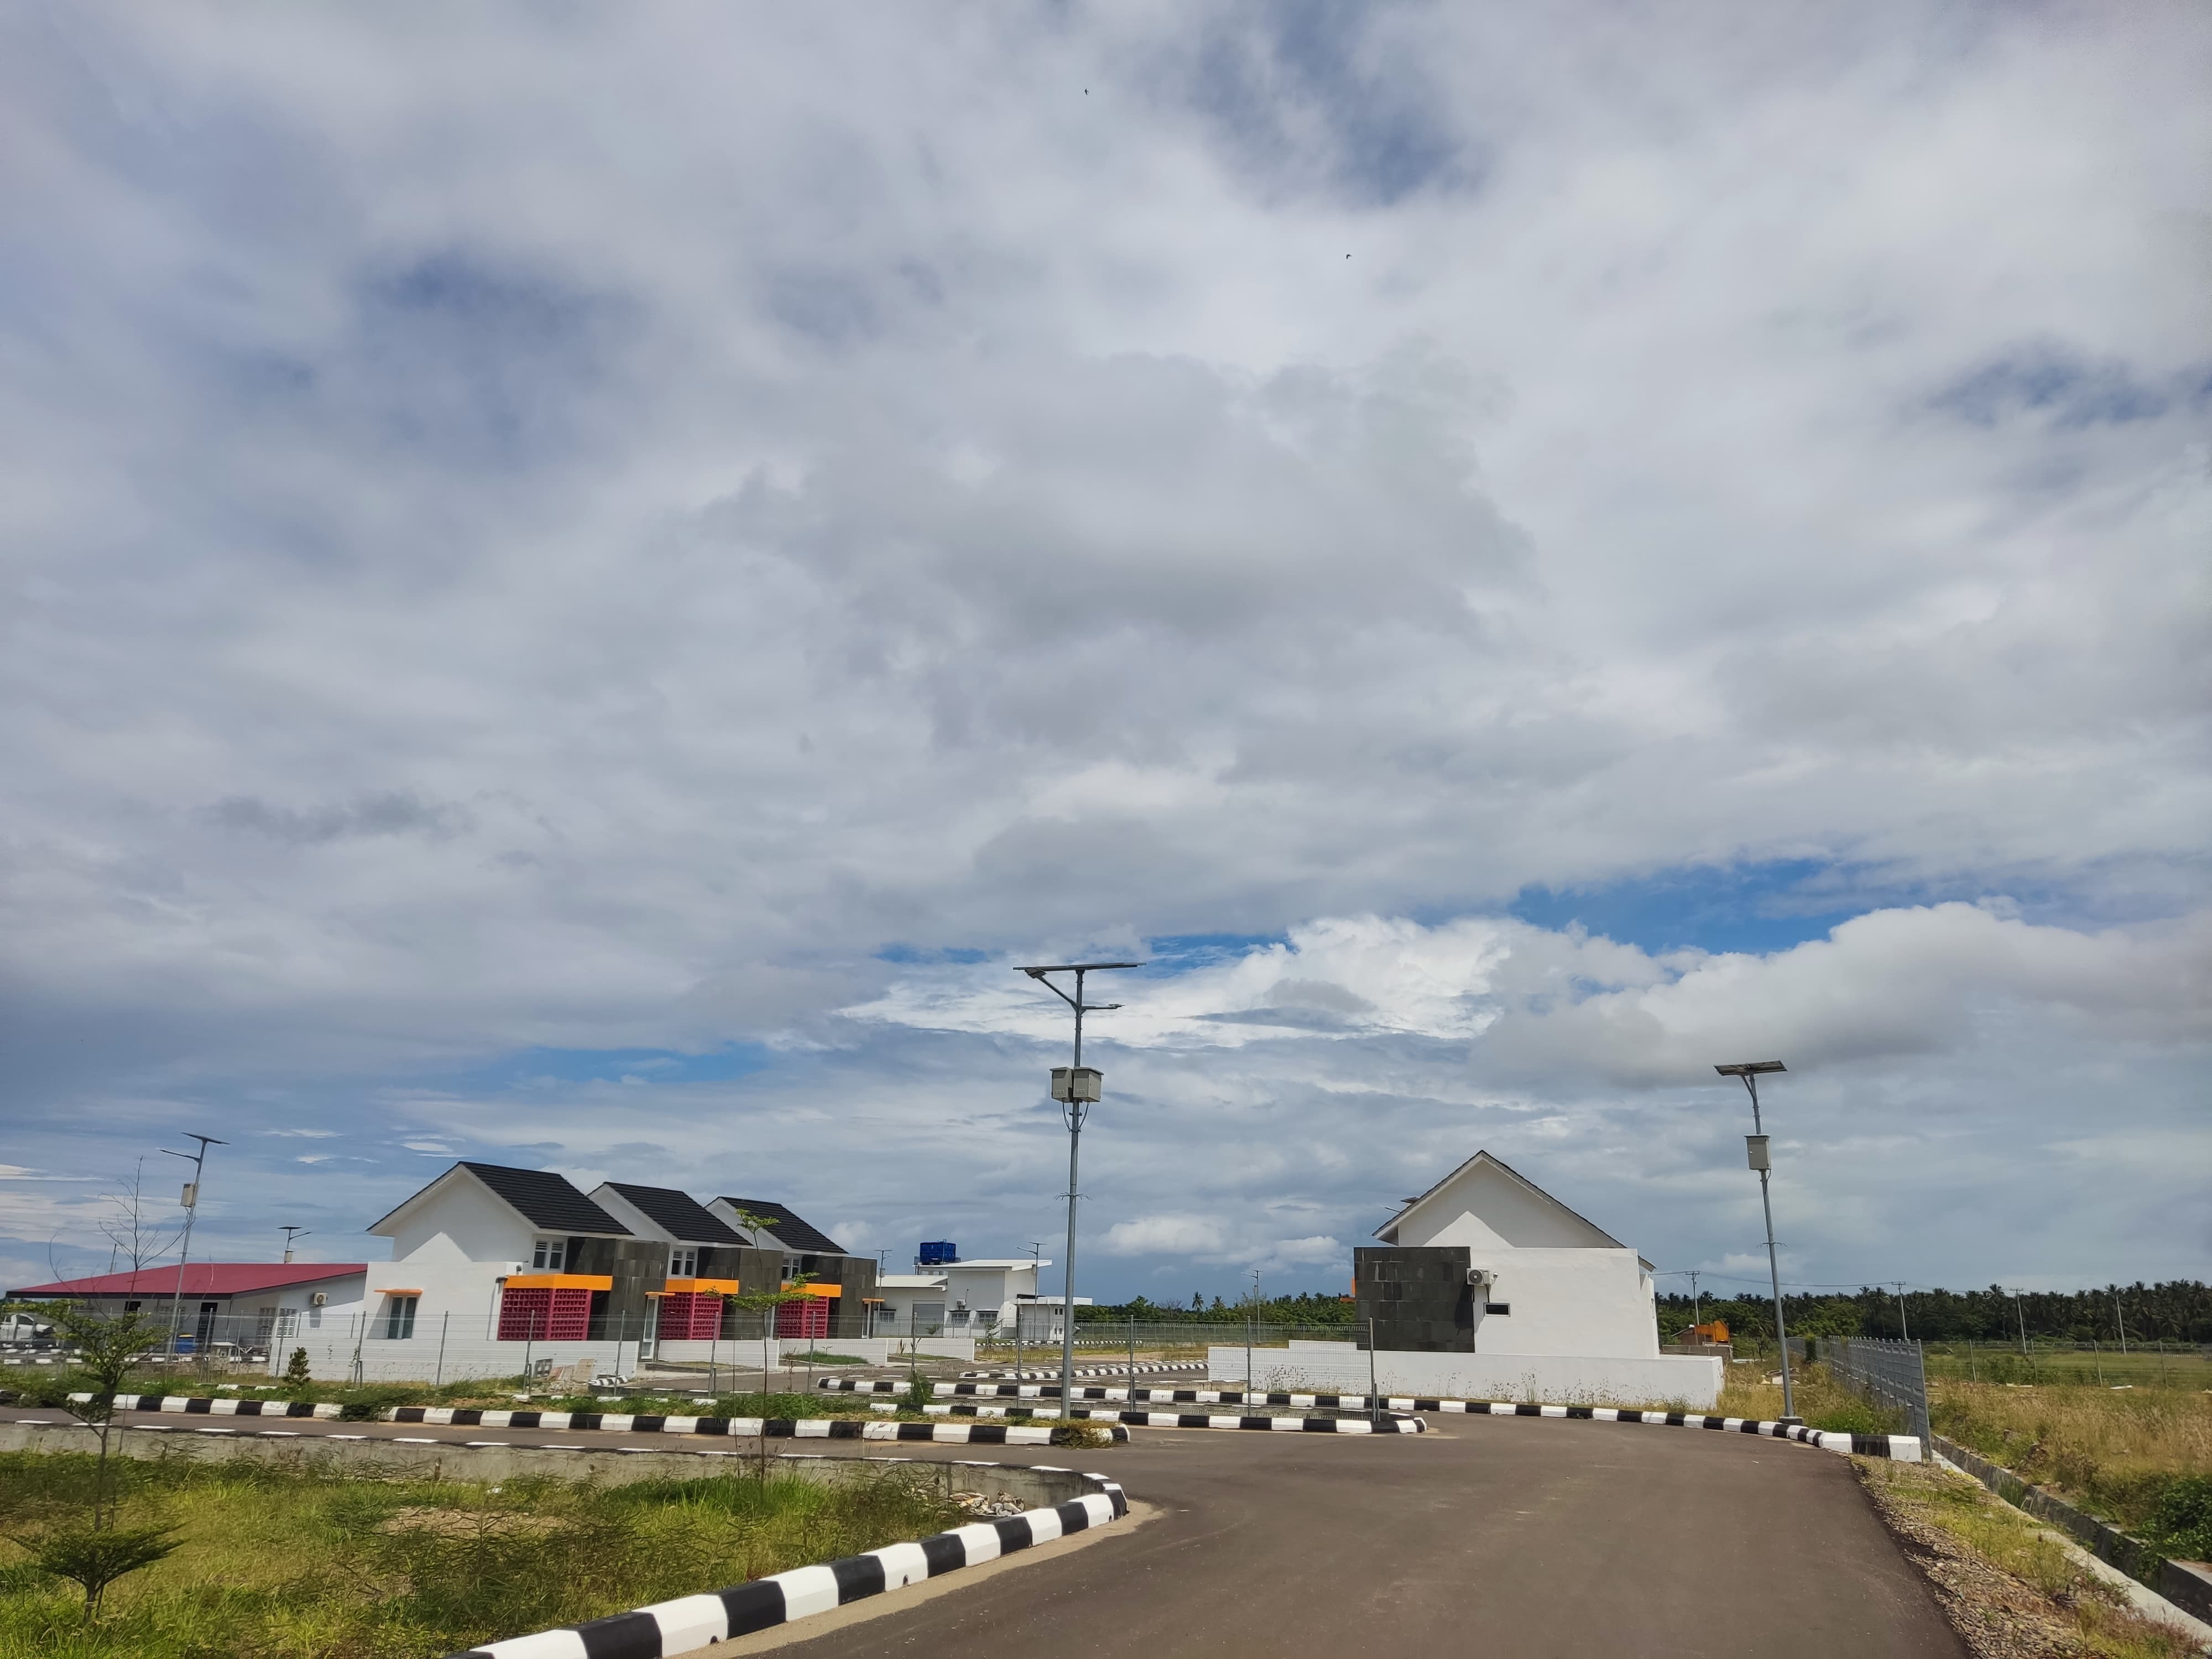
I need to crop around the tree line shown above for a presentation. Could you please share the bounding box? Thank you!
[1657,1280,2210,1344]
[1076,1291,1357,1327]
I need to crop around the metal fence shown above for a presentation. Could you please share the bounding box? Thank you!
[1815,1335,1930,1445]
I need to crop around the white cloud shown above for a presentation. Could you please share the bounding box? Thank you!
[0,4,2202,1293]
[1102,1214,1229,1256]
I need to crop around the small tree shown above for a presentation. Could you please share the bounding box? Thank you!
[283,1347,311,1388]
[18,1298,164,1530]
[18,1522,180,1616]
[722,1208,821,1482]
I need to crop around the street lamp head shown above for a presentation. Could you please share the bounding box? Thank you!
[1017,962,1147,975]
[1714,1061,1787,1077]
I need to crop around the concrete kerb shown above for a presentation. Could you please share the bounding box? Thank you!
[864,1400,1426,1434]
[815,1380,1919,1460]
[959,1363,1210,1379]
[1,1418,1112,1511]
[444,1475,1130,1659]
[59,1393,1129,1448]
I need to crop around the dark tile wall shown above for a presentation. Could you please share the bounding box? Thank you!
[1354,1245,1474,1352]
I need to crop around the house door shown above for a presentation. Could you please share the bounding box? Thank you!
[196,1302,220,1347]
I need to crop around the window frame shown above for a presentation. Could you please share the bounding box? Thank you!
[383,1294,419,1340]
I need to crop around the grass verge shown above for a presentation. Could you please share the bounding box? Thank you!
[1856,1455,2201,1659]
[1929,1381,2212,1550]
[0,1448,969,1658]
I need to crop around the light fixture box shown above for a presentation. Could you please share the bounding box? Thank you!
[1745,1134,1771,1172]
[1050,1066,1103,1103]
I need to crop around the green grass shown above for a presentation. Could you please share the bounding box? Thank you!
[0,1449,968,1658]
[1861,1457,2201,1659]
[1929,1380,2212,1544]
[1922,1345,2211,1390]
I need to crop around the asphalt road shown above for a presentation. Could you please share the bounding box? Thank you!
[1,1404,1961,1656]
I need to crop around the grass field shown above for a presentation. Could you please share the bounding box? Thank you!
[0,1449,968,1658]
[1929,1380,2212,1550]
[1922,1345,2211,1390]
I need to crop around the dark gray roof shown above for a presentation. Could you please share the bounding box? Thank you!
[718,1198,845,1256]
[460,1163,630,1235]
[602,1183,747,1246]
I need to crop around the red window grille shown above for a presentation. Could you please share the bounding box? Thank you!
[498,1285,593,1342]
[775,1296,830,1341]
[658,1291,724,1341]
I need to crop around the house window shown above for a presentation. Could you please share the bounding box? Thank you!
[669,1248,698,1277]
[275,1307,300,1341]
[124,1300,142,1313]
[382,1295,419,1339]
[531,1239,566,1271]
[254,1307,277,1344]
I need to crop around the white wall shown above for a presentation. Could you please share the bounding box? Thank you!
[1421,1245,1658,1360]
[380,1176,538,1269]
[1210,1345,1724,1408]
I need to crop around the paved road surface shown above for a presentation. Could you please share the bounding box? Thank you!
[0,1404,1961,1656]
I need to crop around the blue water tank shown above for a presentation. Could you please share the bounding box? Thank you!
[917,1241,958,1266]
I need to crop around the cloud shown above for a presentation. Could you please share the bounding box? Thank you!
[0,3,2202,1295]
[1103,1214,1228,1256]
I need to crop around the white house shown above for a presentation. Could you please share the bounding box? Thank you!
[1366,1150,1661,1359]
[1220,1152,1723,1407]
[869,1251,1083,1340]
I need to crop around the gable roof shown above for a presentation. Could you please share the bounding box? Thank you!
[9,1263,366,1299]
[716,1198,845,1256]
[600,1183,747,1246]
[1376,1150,1630,1251]
[369,1162,630,1238]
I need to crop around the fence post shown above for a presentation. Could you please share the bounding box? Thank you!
[435,1311,448,1389]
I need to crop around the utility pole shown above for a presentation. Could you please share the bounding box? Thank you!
[1893,1281,1911,1343]
[1688,1269,1702,1332]
[2012,1288,2030,1358]
[1715,1062,1794,1421]
[1019,960,1142,1412]
[159,1133,225,1360]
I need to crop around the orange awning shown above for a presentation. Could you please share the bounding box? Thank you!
[663,1278,740,1296]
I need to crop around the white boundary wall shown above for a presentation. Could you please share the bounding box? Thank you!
[1212,1346,1724,1408]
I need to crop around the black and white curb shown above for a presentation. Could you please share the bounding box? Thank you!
[67,1394,1128,1447]
[959,1362,1210,1379]
[869,1400,1426,1434]
[820,1381,1919,1458]
[446,1476,1129,1659]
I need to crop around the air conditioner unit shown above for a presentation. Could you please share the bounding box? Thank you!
[309,1292,327,1307]
[1465,1268,1493,1290]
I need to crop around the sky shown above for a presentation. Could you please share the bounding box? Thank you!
[2,2,2206,1307]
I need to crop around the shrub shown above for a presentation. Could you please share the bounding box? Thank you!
[13,1521,181,1614]
[282,1348,311,1387]
[1049,1423,1114,1449]
[2144,1475,2212,1561]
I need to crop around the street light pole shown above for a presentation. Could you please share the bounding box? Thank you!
[1715,1062,1794,1422]
[1019,961,1143,1413]
[159,1133,226,1361]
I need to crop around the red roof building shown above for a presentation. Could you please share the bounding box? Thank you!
[9,1263,366,1299]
